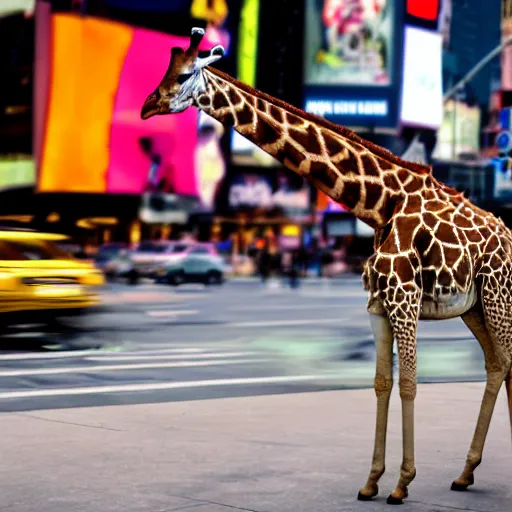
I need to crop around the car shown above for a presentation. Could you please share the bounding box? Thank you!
[127,241,176,281]
[153,243,225,285]
[94,242,129,278]
[0,228,105,329]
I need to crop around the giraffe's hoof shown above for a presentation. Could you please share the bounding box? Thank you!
[357,489,377,501]
[386,495,404,505]
[450,481,469,492]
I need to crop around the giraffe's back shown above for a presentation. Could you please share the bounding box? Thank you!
[365,183,512,320]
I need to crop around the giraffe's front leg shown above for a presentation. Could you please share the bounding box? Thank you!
[358,313,394,501]
[386,299,419,505]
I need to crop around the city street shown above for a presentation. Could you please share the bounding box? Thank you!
[0,277,487,412]
[1,277,511,512]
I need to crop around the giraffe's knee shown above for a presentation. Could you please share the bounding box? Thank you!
[374,374,393,397]
[466,453,482,470]
[400,463,416,483]
[398,377,416,400]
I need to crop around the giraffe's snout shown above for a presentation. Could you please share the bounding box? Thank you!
[141,90,162,120]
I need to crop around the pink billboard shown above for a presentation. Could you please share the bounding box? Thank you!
[38,13,229,199]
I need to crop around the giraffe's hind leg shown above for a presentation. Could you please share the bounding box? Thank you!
[505,368,512,441]
[452,298,510,491]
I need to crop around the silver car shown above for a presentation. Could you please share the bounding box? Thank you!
[153,243,225,285]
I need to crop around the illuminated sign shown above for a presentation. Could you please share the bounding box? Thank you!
[0,157,35,189]
[406,0,439,20]
[0,0,34,17]
[405,0,441,30]
[431,100,481,160]
[302,0,404,130]
[238,0,259,87]
[38,14,227,197]
[305,99,389,117]
[228,173,310,212]
[400,26,443,129]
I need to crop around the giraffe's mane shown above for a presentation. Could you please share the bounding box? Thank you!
[206,67,433,176]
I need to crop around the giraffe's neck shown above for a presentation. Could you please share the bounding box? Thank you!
[195,67,433,229]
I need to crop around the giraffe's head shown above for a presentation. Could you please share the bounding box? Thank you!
[140,27,224,120]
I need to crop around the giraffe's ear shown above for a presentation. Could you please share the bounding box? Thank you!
[194,45,225,70]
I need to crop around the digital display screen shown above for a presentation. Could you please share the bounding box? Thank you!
[399,25,443,129]
[303,0,404,130]
[38,13,229,200]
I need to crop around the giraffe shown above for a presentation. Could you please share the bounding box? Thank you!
[141,28,512,505]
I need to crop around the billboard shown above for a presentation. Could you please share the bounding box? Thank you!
[227,172,310,216]
[0,0,34,17]
[399,25,443,129]
[432,100,481,161]
[37,14,228,200]
[303,0,404,130]
[230,0,266,167]
[0,156,35,189]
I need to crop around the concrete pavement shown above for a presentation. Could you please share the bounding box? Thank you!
[1,381,510,512]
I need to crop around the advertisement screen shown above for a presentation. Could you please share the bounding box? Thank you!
[38,14,228,198]
[406,0,439,20]
[303,0,404,130]
[227,173,310,213]
[432,100,481,161]
[0,156,35,189]
[304,0,393,87]
[405,0,441,31]
[0,0,34,17]
[399,25,443,129]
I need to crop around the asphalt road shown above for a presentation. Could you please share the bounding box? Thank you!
[0,276,487,412]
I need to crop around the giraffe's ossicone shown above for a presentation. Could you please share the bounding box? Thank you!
[141,27,512,507]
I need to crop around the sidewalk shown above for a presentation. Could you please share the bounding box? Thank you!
[1,382,510,512]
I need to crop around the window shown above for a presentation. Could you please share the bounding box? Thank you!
[137,242,169,253]
[189,247,209,254]
[0,240,70,261]
[169,244,189,253]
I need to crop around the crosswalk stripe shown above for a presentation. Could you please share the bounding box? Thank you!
[0,347,209,361]
[0,374,328,399]
[0,349,102,361]
[0,358,271,377]
[227,318,348,328]
[231,304,343,312]
[84,351,259,362]
[147,310,199,317]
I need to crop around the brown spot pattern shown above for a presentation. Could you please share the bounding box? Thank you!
[310,162,338,189]
[255,117,281,145]
[212,93,230,110]
[361,154,380,176]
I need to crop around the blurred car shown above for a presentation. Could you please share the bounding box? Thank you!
[153,242,225,285]
[0,229,105,328]
[128,241,177,280]
[94,242,130,279]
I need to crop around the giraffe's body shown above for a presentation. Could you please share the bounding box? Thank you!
[141,29,512,506]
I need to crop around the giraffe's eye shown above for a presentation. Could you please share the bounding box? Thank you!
[177,72,194,85]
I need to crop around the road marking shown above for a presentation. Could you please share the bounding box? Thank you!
[0,347,209,361]
[0,374,328,399]
[85,351,259,362]
[227,318,347,328]
[0,358,271,377]
[147,310,199,317]
[0,350,102,361]
[231,304,343,312]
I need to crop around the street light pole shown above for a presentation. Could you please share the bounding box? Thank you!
[443,35,512,104]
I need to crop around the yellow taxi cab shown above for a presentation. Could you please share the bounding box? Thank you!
[0,228,105,325]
